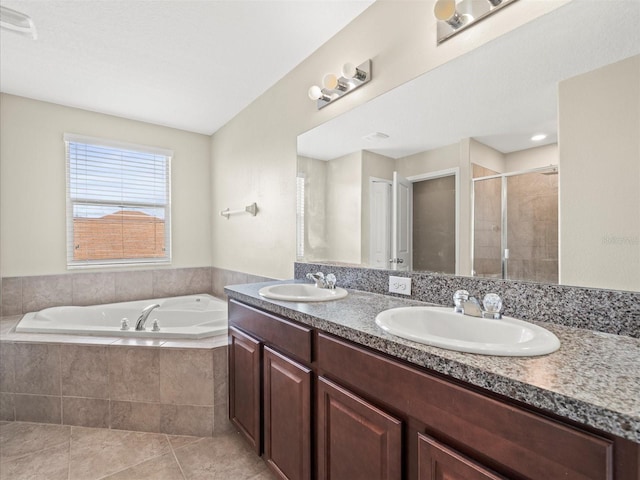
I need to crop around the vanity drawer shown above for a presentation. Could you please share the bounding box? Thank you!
[229,300,313,363]
[317,332,614,480]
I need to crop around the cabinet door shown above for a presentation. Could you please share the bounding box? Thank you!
[263,347,312,480]
[317,376,402,480]
[418,433,506,480]
[229,326,262,454]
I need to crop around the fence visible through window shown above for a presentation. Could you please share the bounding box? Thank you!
[65,134,172,267]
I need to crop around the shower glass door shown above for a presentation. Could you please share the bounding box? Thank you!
[472,176,503,279]
[472,167,558,283]
[505,171,558,283]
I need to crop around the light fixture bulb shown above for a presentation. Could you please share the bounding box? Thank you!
[434,0,464,28]
[323,73,338,90]
[308,85,323,101]
[342,63,357,79]
[341,62,367,82]
[531,133,547,142]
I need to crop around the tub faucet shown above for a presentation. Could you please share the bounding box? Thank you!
[136,303,160,331]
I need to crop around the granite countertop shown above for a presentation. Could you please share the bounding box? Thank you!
[225,281,640,444]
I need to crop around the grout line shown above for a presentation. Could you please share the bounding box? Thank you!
[59,344,64,425]
[167,433,189,480]
[0,422,72,465]
[66,427,72,480]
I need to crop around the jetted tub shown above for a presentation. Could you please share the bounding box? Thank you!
[15,294,228,339]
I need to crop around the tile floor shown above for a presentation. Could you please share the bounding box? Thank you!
[0,421,276,480]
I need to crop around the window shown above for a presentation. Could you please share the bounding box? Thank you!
[65,134,172,267]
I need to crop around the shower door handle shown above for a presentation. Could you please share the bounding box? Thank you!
[502,248,509,279]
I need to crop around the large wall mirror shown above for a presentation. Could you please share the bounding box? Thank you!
[297,1,639,292]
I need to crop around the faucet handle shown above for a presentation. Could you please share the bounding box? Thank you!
[325,274,336,289]
[482,293,503,319]
[453,290,469,313]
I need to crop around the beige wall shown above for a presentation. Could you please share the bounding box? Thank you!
[0,1,567,281]
[396,143,461,178]
[504,143,558,171]
[326,152,362,264]
[210,0,568,280]
[297,155,328,262]
[559,54,640,291]
[0,94,212,277]
[470,139,506,174]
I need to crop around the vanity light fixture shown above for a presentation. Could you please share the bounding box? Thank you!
[0,5,37,39]
[435,0,518,44]
[308,59,372,110]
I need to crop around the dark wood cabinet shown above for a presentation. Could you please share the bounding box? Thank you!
[418,433,506,480]
[229,301,313,480]
[229,326,261,454]
[229,299,639,480]
[263,346,312,480]
[317,376,402,480]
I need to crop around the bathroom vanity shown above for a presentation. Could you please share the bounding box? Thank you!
[225,283,640,480]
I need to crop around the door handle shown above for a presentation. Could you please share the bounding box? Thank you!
[389,258,404,264]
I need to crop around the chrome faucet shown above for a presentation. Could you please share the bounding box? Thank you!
[306,272,337,289]
[453,290,502,319]
[306,272,326,288]
[135,303,160,331]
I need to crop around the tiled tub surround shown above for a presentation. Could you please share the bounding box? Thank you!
[0,315,230,437]
[295,262,640,338]
[224,281,640,444]
[1,266,274,317]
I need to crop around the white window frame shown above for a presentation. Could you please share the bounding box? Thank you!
[64,133,172,268]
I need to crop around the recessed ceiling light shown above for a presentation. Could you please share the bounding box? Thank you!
[363,132,390,141]
[531,133,547,142]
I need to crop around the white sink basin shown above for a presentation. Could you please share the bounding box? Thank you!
[259,284,348,302]
[375,306,560,356]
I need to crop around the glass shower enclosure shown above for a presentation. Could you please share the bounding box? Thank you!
[472,166,559,284]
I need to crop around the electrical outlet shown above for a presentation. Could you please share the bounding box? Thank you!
[389,275,411,295]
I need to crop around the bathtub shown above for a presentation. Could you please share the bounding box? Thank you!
[15,294,228,339]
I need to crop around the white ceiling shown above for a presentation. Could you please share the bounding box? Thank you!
[298,0,640,158]
[0,0,374,135]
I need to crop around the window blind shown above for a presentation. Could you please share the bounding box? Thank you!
[65,134,172,267]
